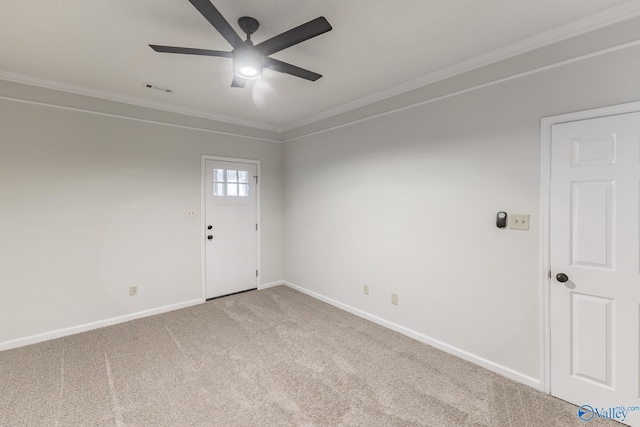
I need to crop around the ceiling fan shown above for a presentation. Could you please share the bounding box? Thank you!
[149,0,332,88]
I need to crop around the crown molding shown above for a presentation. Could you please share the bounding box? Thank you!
[0,94,282,143]
[0,70,281,134]
[283,38,640,142]
[280,0,640,132]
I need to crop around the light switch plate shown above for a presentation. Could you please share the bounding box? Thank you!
[509,214,530,230]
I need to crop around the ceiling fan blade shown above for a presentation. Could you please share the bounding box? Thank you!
[231,76,247,88]
[149,45,232,58]
[255,17,332,56]
[188,0,244,48]
[264,58,322,81]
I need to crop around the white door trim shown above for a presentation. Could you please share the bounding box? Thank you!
[539,100,640,394]
[200,155,261,301]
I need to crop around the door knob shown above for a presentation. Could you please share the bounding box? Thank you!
[207,225,212,230]
[556,273,569,283]
[207,235,213,240]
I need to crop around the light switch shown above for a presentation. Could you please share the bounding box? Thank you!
[509,214,530,230]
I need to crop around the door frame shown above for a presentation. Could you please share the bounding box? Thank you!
[539,100,640,394]
[200,155,261,301]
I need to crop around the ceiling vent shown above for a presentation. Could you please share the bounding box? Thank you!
[142,83,172,93]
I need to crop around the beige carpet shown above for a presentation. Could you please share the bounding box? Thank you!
[0,286,620,426]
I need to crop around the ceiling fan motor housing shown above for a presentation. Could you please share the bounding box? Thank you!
[233,46,264,79]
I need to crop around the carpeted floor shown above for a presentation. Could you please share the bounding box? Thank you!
[0,286,620,426]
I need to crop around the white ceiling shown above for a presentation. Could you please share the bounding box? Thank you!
[2,0,640,132]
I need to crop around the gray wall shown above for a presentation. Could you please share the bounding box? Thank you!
[283,43,640,383]
[0,89,283,345]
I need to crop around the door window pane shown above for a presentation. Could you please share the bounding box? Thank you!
[214,168,250,197]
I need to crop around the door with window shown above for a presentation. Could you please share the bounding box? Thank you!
[550,112,640,424]
[204,159,257,299]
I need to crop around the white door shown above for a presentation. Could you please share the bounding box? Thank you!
[204,160,257,299]
[550,112,640,425]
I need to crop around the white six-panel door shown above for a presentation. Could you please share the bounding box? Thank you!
[204,160,257,299]
[550,112,640,425]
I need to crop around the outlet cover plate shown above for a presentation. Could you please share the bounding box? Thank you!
[509,214,530,230]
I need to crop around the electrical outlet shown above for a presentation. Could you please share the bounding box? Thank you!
[364,285,369,295]
[391,293,398,305]
[129,285,137,296]
[509,214,530,230]
[186,209,196,218]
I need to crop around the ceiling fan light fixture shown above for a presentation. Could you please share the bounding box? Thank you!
[239,66,259,77]
[233,48,264,80]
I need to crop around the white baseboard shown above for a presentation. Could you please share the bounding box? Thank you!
[0,298,203,352]
[283,281,541,391]
[258,281,284,290]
